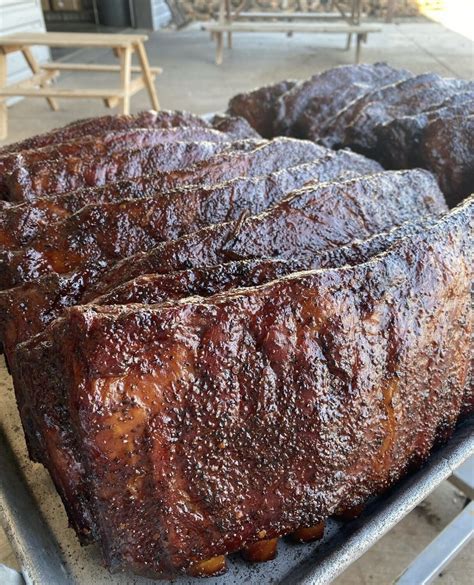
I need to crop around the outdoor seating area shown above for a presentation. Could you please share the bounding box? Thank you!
[204,0,380,64]
[0,32,161,139]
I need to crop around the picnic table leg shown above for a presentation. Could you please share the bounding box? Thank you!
[0,51,7,140]
[356,0,362,23]
[346,0,357,50]
[119,46,132,115]
[225,0,232,48]
[386,0,395,22]
[216,32,224,65]
[355,33,363,63]
[216,0,226,61]
[136,41,160,111]
[22,47,59,111]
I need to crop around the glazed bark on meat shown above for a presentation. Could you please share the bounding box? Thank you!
[4,137,329,202]
[227,79,298,138]
[0,149,381,251]
[89,169,446,299]
[0,169,446,367]
[93,214,440,307]
[4,139,262,202]
[0,110,211,156]
[209,115,262,139]
[417,115,474,207]
[319,73,474,152]
[375,94,474,170]
[376,100,474,207]
[12,259,299,542]
[94,258,296,307]
[11,208,455,548]
[0,127,233,200]
[0,149,382,287]
[273,62,411,138]
[15,199,472,576]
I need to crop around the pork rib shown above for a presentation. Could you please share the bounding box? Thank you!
[5,137,330,202]
[5,139,262,201]
[15,197,472,576]
[417,115,474,207]
[319,73,473,151]
[0,169,446,369]
[92,214,443,307]
[273,62,411,138]
[0,149,381,287]
[0,110,211,155]
[374,94,474,171]
[0,127,232,200]
[88,169,446,299]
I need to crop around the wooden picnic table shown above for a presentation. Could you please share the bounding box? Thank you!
[204,0,380,65]
[0,32,162,140]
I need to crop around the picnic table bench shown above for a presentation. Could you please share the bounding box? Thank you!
[0,32,162,140]
[203,0,381,65]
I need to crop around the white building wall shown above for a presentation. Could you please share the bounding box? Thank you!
[0,0,50,88]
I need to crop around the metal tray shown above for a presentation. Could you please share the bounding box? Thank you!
[1,358,473,585]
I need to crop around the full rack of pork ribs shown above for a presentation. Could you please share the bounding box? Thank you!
[3,138,266,202]
[13,197,472,577]
[0,169,447,368]
[374,93,474,170]
[0,126,238,200]
[227,79,298,138]
[86,169,446,299]
[3,137,331,203]
[91,215,439,308]
[0,150,382,287]
[0,149,381,251]
[272,62,412,139]
[0,110,212,156]
[317,73,474,152]
[10,204,466,552]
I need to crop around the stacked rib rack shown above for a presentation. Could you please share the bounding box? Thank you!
[228,62,474,206]
[0,65,472,579]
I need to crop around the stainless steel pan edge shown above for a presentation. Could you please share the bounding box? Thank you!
[0,430,70,585]
[286,418,474,584]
